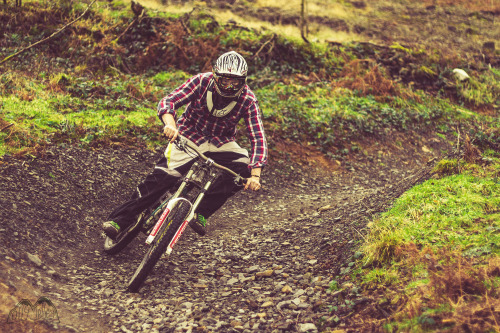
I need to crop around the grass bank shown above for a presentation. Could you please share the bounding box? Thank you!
[329,153,500,331]
[2,67,498,159]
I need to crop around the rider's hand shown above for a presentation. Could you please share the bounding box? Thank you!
[245,175,261,191]
[163,124,178,142]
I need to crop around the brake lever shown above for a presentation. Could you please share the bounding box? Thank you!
[174,136,187,151]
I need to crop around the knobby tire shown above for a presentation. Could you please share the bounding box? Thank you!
[103,193,172,255]
[127,202,190,292]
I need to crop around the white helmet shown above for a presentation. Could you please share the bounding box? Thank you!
[212,51,248,98]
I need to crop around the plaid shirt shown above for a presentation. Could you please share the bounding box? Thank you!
[157,73,268,169]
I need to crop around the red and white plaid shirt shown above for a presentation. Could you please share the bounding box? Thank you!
[157,73,268,169]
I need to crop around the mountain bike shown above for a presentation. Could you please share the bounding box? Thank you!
[102,135,247,292]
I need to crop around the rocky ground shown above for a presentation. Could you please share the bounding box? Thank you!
[0,132,448,332]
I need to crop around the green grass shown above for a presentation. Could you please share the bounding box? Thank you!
[350,158,500,331]
[455,67,500,107]
[384,303,454,333]
[257,81,471,152]
[0,70,192,155]
[363,163,500,264]
[1,66,497,158]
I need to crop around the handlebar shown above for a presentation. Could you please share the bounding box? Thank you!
[174,135,248,184]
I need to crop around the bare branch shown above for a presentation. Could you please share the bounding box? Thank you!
[0,123,14,132]
[252,34,276,60]
[0,0,97,66]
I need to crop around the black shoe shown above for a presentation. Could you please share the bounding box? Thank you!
[102,221,121,240]
[189,214,206,236]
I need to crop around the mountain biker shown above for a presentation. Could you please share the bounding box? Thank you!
[102,51,268,239]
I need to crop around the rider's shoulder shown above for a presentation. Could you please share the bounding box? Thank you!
[187,73,213,85]
[240,86,258,104]
[198,72,214,82]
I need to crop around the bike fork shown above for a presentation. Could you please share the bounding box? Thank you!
[144,167,196,245]
[165,209,195,255]
[145,167,218,253]
[145,198,192,244]
[163,176,215,253]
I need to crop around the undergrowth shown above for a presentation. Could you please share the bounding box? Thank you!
[341,148,500,332]
[0,70,190,155]
[0,0,498,158]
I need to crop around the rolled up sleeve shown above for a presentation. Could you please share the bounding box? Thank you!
[157,74,203,122]
[244,101,268,169]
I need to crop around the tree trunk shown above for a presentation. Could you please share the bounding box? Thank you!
[300,0,309,43]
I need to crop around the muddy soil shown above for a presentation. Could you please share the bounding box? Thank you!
[0,132,449,332]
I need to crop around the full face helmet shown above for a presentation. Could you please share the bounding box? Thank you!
[212,51,248,98]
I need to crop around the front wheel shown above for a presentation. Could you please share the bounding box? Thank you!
[127,202,190,292]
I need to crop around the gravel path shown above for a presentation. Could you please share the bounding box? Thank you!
[0,141,442,332]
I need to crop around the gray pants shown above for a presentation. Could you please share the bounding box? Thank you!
[108,139,251,229]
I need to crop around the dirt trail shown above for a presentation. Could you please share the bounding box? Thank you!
[0,133,447,332]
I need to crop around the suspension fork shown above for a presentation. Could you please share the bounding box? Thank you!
[144,161,220,247]
[164,169,221,254]
[144,165,198,245]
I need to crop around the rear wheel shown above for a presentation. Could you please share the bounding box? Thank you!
[127,201,190,292]
[103,213,144,255]
[103,192,172,255]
